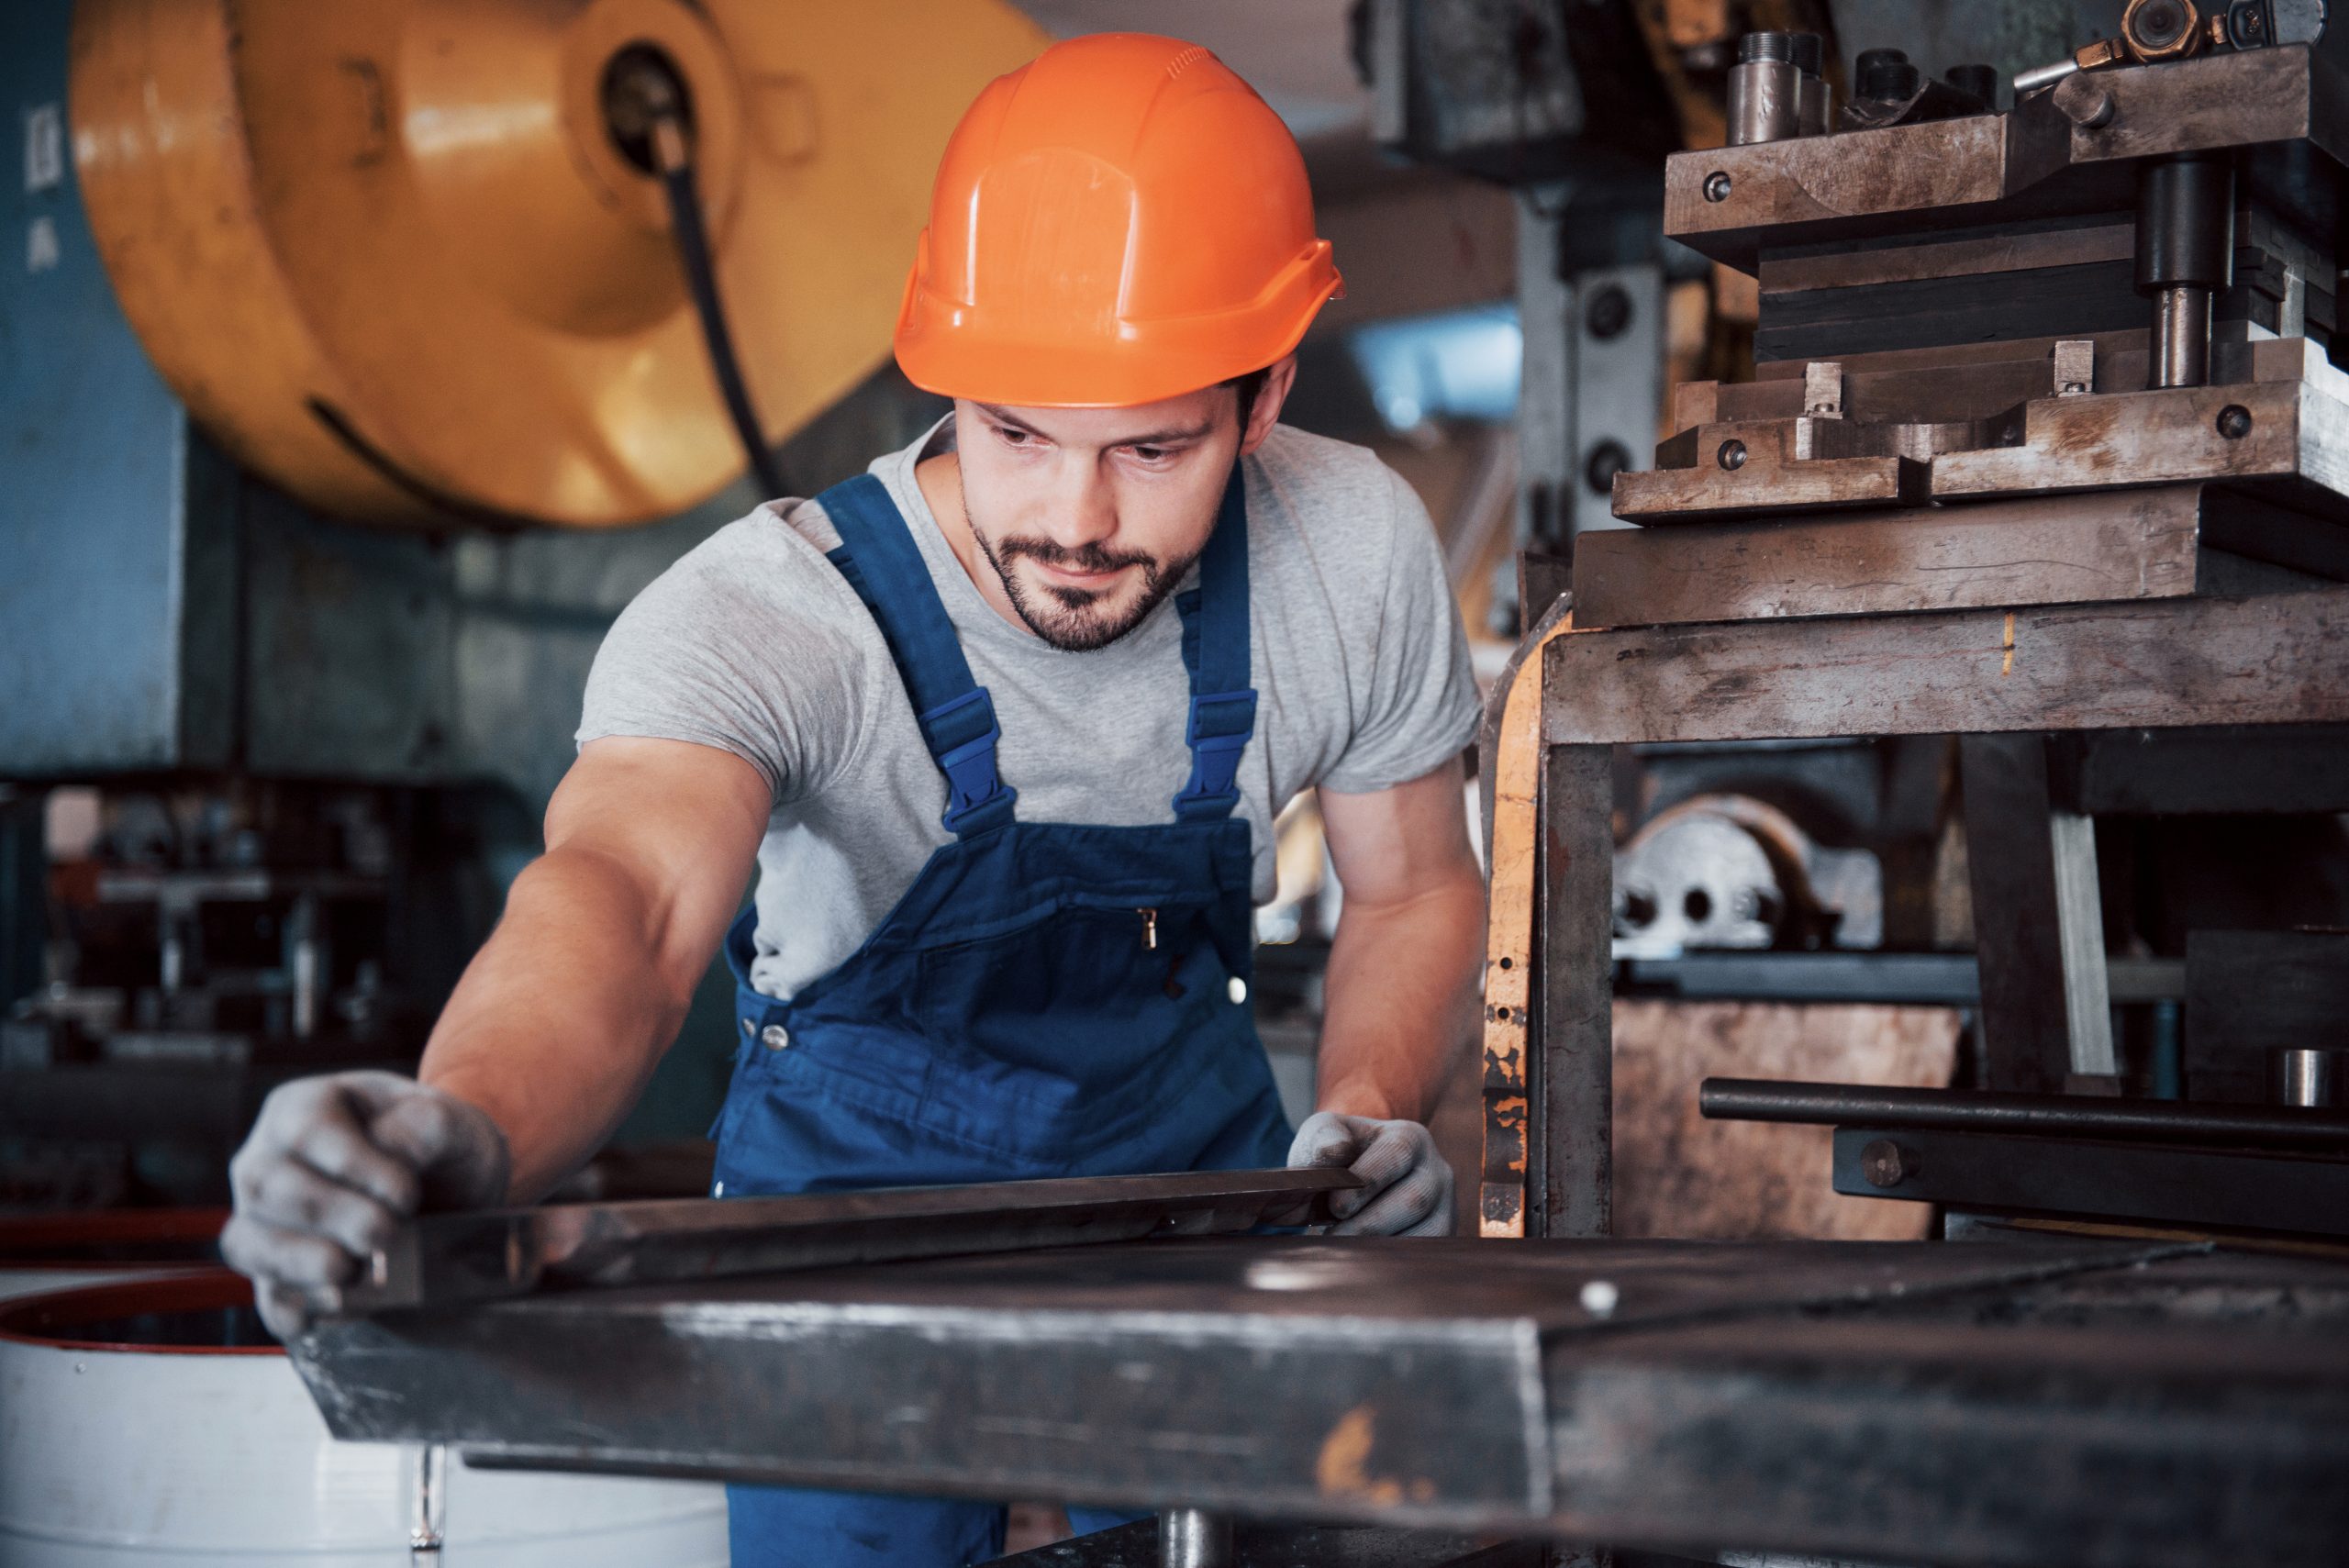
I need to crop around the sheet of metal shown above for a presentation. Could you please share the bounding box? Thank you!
[284,1236,2349,1565]
[342,1168,1362,1313]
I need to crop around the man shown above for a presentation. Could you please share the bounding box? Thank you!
[222,32,1486,1568]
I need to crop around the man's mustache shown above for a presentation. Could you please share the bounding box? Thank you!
[992,537,1161,577]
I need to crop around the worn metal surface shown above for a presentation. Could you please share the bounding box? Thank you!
[290,1236,2349,1566]
[1535,746,1615,1241]
[2063,723,2349,813]
[1541,587,2349,747]
[1613,1001,1956,1242]
[342,1169,1361,1314]
[992,1519,1538,1566]
[1620,367,2349,524]
[2184,930,2349,1102]
[1665,47,2349,268]
[1575,486,2271,628]
[1960,733,2112,1093]
[1831,1124,2349,1236]
[1704,1078,2349,1148]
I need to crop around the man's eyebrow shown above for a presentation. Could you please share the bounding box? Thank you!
[973,403,1047,436]
[974,404,1218,449]
[1113,419,1219,447]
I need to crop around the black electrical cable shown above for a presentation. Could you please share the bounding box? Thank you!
[650,118,789,501]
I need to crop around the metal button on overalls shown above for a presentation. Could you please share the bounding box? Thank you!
[709,468,1291,1568]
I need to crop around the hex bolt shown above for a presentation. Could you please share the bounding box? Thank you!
[2216,404,2254,439]
[1585,284,1632,340]
[1717,439,1748,472]
[1703,170,1733,203]
[1860,1139,1917,1189]
[1584,439,1631,496]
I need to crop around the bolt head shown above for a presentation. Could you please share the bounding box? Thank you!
[1584,439,1631,496]
[1860,1138,1916,1189]
[2216,404,2254,439]
[1717,439,1748,472]
[1585,284,1633,340]
[1703,170,1733,204]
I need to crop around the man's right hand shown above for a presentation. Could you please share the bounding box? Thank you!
[219,1071,510,1340]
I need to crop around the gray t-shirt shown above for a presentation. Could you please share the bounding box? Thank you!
[578,419,1479,1001]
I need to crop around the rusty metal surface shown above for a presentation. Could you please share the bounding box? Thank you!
[1613,1001,1956,1241]
[288,1236,2349,1567]
[1618,363,2349,524]
[1541,586,2349,747]
[1575,486,2248,628]
[1667,47,2347,267]
[340,1168,1362,1314]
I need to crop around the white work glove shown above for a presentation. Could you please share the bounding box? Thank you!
[219,1070,509,1340]
[1286,1110,1454,1236]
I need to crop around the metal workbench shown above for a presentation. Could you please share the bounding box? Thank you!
[291,1234,2349,1568]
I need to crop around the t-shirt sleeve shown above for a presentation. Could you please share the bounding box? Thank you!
[573,517,878,805]
[1319,466,1483,795]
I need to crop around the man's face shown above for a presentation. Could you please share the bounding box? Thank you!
[949,368,1285,651]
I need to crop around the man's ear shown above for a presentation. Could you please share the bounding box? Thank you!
[1239,354,1300,456]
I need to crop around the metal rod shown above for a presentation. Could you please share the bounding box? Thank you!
[2273,1049,2349,1109]
[1159,1508,1234,1568]
[1727,34,1803,146]
[1699,1078,2349,1149]
[2152,284,2213,388]
[2136,153,2232,391]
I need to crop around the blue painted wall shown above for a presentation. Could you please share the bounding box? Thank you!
[0,0,218,775]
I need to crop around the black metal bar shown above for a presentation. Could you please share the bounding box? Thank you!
[342,1167,1361,1313]
[1700,1078,2349,1149]
[1831,1125,2349,1238]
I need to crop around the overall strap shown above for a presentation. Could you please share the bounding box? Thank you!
[1172,465,1257,822]
[817,474,1017,838]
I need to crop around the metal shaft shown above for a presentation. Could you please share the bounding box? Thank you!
[2153,285,2212,389]
[2273,1049,2349,1109]
[1727,34,1803,146]
[1699,1078,2349,1149]
[1159,1508,1233,1568]
[2136,153,2234,390]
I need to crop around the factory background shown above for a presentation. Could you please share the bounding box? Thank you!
[5,0,2349,1564]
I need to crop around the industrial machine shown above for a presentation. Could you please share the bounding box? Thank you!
[1,0,1045,1205]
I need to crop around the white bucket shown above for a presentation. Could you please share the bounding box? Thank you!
[0,1207,227,1304]
[0,1271,729,1565]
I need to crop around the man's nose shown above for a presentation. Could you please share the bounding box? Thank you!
[1037,457,1119,551]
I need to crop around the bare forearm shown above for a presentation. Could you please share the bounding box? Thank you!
[1315,869,1486,1124]
[419,848,711,1200]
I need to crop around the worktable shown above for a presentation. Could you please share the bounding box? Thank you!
[292,1234,2349,1568]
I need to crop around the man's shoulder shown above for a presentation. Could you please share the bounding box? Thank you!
[1255,423,1399,497]
[601,497,880,675]
[1250,424,1431,589]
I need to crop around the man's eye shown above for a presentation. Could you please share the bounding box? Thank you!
[997,427,1030,445]
[1131,446,1167,462]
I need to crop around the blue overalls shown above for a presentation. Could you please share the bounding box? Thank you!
[711,468,1294,1567]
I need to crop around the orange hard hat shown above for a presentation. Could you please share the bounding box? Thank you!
[893,33,1343,408]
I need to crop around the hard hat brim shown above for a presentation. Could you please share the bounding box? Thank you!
[893,243,1343,409]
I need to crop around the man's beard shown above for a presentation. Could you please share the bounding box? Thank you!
[971,521,1200,652]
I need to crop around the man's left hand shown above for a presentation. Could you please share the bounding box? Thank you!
[1287,1110,1454,1236]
